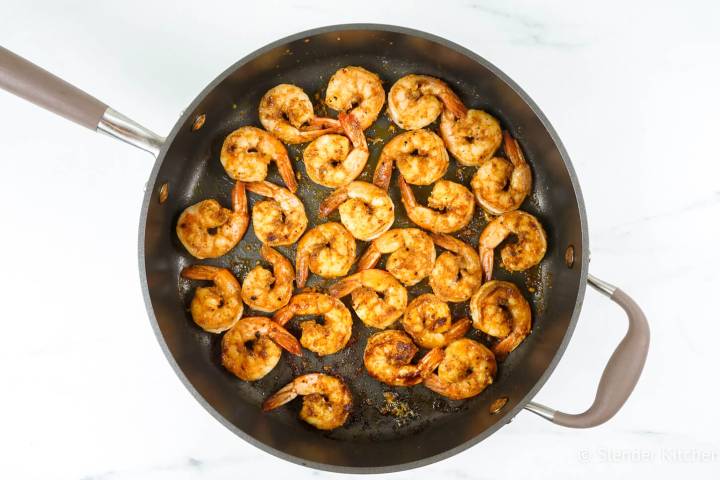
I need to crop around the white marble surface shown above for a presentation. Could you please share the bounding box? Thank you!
[1,1,719,478]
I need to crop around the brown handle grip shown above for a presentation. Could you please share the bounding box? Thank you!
[0,46,107,129]
[525,276,650,428]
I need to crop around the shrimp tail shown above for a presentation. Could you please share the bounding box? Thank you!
[327,276,360,298]
[447,318,472,343]
[304,116,342,132]
[480,247,494,283]
[295,250,310,288]
[423,373,452,396]
[181,265,220,280]
[275,150,298,193]
[439,89,468,119]
[318,186,349,218]
[418,347,444,378]
[357,244,382,271]
[262,381,299,411]
[232,180,248,215]
[372,153,393,191]
[245,180,276,198]
[430,233,459,252]
[338,112,367,150]
[502,131,526,168]
[272,304,295,326]
[269,323,303,357]
[397,175,417,209]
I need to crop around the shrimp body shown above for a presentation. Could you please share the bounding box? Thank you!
[295,222,356,288]
[328,269,408,329]
[246,181,308,246]
[259,84,340,144]
[319,181,394,241]
[373,129,449,190]
[241,245,294,313]
[401,294,471,349]
[220,126,297,192]
[479,210,547,281]
[363,330,444,387]
[471,131,531,214]
[181,265,243,333]
[429,233,482,302]
[273,293,352,356]
[325,66,385,130]
[176,180,248,259]
[440,109,502,166]
[399,177,474,233]
[262,373,352,430]
[424,338,497,400]
[387,74,467,130]
[357,228,435,287]
[470,280,531,359]
[221,316,301,381]
[303,112,368,188]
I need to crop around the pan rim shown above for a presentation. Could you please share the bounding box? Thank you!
[137,22,590,474]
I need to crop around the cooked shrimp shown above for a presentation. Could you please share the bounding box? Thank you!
[470,280,531,359]
[429,233,482,302]
[325,66,385,130]
[387,74,467,130]
[246,181,308,246]
[440,108,502,166]
[295,222,356,288]
[424,338,497,400]
[328,269,407,329]
[319,181,394,241]
[363,330,444,387]
[259,84,340,144]
[176,180,248,259]
[471,131,531,214]
[401,294,471,349]
[357,228,435,287]
[303,112,369,188]
[262,373,352,430]
[241,245,294,313]
[399,176,474,233]
[373,129,449,190]
[221,316,301,381]
[478,210,547,281]
[180,265,243,333]
[273,293,352,356]
[220,126,297,192]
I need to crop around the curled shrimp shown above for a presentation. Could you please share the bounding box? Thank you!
[357,228,436,287]
[176,180,248,259]
[440,108,502,166]
[303,112,368,188]
[259,84,340,144]
[373,129,449,190]
[325,66,385,130]
[471,131,531,214]
[424,338,497,400]
[241,245,294,313]
[246,181,308,246]
[399,176,474,233]
[470,280,531,360]
[429,233,482,302]
[221,316,301,381]
[180,265,243,333]
[273,293,352,356]
[319,181,394,241]
[220,126,297,192]
[479,210,547,281]
[401,294,471,349]
[295,222,356,288]
[387,74,467,130]
[328,269,408,329]
[262,373,352,430]
[363,330,444,387]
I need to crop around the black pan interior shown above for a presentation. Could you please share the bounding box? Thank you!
[140,26,587,472]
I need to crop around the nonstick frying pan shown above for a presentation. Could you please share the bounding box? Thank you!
[0,24,649,473]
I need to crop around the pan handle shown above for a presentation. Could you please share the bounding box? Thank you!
[524,274,650,428]
[0,46,164,156]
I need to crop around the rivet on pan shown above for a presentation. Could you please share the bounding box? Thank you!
[489,396,509,415]
[192,114,206,131]
[158,182,169,204]
[565,245,575,268]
